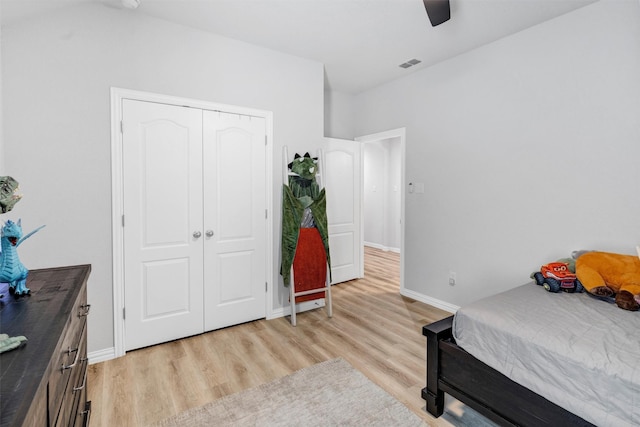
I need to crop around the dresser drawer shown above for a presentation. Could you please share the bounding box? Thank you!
[49,284,88,426]
[73,401,91,427]
[70,370,90,427]
[54,325,87,427]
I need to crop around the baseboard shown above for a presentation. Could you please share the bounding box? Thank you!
[88,347,117,364]
[267,307,286,320]
[401,288,459,314]
[267,299,326,320]
[364,242,400,253]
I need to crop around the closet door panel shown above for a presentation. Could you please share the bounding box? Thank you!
[123,100,205,351]
[203,111,267,331]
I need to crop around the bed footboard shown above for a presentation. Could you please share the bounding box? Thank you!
[422,316,594,426]
[421,316,453,417]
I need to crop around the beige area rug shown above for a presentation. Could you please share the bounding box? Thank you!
[152,358,427,427]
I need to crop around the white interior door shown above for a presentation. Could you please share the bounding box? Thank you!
[123,100,204,351]
[202,111,267,331]
[323,138,362,284]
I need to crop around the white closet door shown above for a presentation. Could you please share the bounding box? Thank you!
[202,111,267,331]
[123,100,204,351]
[323,138,362,284]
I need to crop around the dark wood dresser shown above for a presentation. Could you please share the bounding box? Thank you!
[0,265,91,427]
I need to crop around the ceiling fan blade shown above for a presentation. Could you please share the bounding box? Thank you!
[423,0,450,27]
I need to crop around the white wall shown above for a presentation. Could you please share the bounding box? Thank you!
[2,3,324,355]
[363,142,385,246]
[355,0,640,308]
[324,89,356,139]
[363,138,401,251]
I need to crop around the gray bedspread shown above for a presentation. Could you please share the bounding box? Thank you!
[453,283,640,427]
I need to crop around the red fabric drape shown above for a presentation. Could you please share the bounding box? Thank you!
[292,228,327,303]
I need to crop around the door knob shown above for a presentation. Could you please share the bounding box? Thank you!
[205,230,214,237]
[193,231,202,238]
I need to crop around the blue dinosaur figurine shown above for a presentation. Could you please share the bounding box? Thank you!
[0,219,45,297]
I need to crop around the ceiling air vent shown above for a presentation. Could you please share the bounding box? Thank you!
[399,59,422,69]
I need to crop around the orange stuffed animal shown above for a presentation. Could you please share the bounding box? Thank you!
[575,247,640,311]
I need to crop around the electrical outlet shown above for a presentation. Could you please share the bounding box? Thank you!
[449,271,456,286]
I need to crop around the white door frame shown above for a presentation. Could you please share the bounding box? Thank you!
[110,87,273,358]
[355,128,406,291]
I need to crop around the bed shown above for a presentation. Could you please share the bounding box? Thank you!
[422,282,640,427]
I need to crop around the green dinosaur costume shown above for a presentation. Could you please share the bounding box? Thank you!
[280,153,331,285]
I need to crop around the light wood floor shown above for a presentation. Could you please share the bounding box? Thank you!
[88,247,453,426]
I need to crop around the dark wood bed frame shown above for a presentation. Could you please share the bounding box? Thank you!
[422,316,595,427]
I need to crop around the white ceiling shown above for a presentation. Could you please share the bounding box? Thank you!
[1,0,597,94]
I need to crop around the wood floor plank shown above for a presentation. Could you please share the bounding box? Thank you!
[88,247,453,426]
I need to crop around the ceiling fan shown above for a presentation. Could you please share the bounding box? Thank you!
[423,0,451,27]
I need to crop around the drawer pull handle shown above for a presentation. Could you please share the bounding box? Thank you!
[79,401,92,426]
[78,304,91,317]
[73,358,89,392]
[62,346,81,372]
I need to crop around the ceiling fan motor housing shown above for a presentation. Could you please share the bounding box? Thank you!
[423,0,451,27]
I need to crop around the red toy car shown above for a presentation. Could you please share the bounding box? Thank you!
[534,262,584,293]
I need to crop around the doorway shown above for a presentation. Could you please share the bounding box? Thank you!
[355,128,405,291]
[362,137,402,253]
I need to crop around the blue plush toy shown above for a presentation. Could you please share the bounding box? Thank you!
[0,219,45,297]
